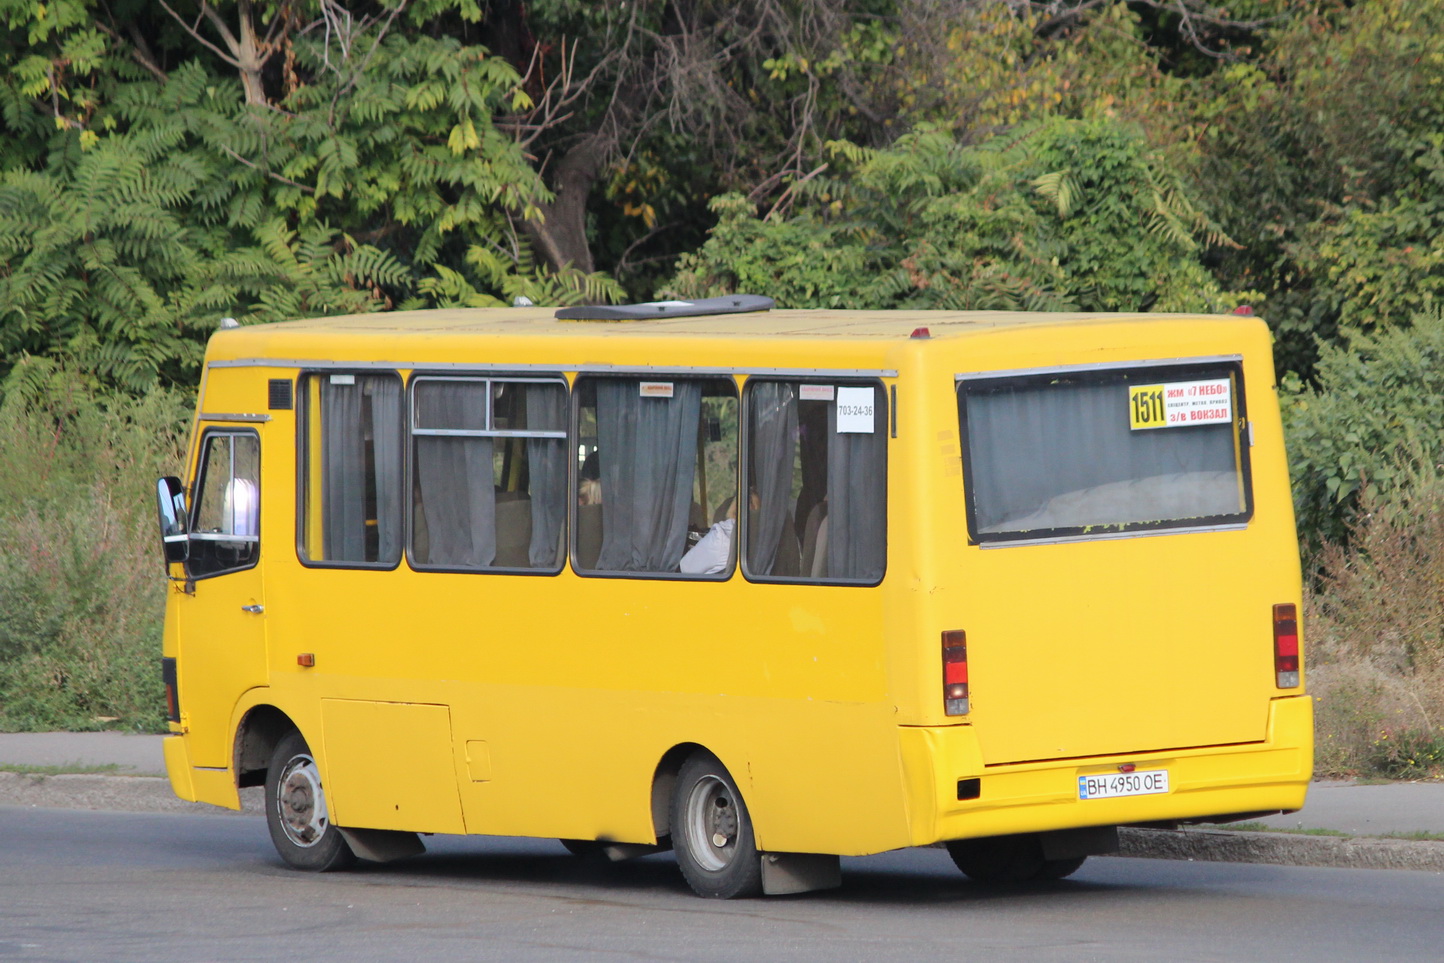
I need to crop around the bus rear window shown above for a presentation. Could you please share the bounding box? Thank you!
[957,361,1252,543]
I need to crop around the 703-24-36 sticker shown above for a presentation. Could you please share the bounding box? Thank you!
[1128,379,1232,430]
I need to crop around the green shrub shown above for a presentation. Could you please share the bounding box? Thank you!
[1282,309,1444,549]
[1305,477,1444,777]
[1369,725,1444,780]
[0,358,189,731]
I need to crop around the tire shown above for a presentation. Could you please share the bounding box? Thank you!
[945,834,1045,883]
[1033,855,1088,881]
[264,730,357,872]
[670,752,763,899]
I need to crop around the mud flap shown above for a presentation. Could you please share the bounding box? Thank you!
[760,852,842,895]
[337,827,426,863]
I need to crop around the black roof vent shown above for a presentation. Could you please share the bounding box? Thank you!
[555,294,774,321]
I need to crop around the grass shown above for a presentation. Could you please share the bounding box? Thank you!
[0,762,124,776]
[1220,821,1353,837]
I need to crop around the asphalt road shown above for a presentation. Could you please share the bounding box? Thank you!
[3,806,1444,962]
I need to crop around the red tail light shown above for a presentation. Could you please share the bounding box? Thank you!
[1273,603,1300,688]
[943,630,969,715]
[161,656,180,723]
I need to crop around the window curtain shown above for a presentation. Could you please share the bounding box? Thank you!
[320,376,402,563]
[369,379,403,564]
[594,380,702,572]
[320,379,366,561]
[965,379,1239,533]
[747,382,797,576]
[526,384,568,568]
[414,383,495,568]
[826,388,886,581]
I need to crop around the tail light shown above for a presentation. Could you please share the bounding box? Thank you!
[943,630,969,715]
[1273,604,1300,688]
[161,657,180,723]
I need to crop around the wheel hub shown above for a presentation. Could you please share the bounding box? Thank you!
[686,775,740,872]
[277,755,329,847]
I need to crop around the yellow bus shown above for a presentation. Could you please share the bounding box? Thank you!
[154,296,1311,898]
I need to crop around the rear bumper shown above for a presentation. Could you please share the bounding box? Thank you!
[898,695,1313,847]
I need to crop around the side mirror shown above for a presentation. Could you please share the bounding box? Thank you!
[156,476,190,565]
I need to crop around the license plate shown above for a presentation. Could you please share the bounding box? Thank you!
[1078,769,1169,800]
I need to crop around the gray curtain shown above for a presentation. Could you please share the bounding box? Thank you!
[827,388,886,581]
[526,384,568,568]
[370,378,403,564]
[414,382,495,568]
[320,375,401,563]
[965,378,1239,533]
[321,379,365,561]
[747,382,797,575]
[594,379,702,572]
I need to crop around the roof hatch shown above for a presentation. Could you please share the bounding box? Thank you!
[555,295,774,321]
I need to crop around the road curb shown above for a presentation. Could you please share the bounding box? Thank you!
[0,771,261,816]
[1119,826,1444,872]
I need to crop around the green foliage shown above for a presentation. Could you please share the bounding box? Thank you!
[0,2,614,394]
[1305,475,1444,777]
[1281,310,1444,547]
[0,358,190,732]
[668,118,1245,314]
[1369,725,1444,780]
[1196,0,1444,372]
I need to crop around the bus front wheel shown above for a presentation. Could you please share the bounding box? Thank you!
[671,753,763,899]
[264,730,357,872]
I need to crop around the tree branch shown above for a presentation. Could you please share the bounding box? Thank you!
[157,0,241,67]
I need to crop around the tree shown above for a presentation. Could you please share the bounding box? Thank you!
[667,118,1244,315]
[0,0,619,391]
[1194,0,1444,374]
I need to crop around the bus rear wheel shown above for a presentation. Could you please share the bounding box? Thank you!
[264,730,357,872]
[1034,855,1088,880]
[945,834,1046,883]
[671,753,763,899]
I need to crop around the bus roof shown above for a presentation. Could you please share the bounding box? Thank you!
[208,306,1252,348]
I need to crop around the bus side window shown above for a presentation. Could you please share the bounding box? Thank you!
[409,377,568,572]
[742,380,886,584]
[188,430,260,579]
[573,376,738,577]
[299,372,404,567]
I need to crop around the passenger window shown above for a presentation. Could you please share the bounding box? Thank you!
[188,430,260,579]
[299,372,404,567]
[410,377,568,571]
[573,377,738,577]
[957,362,1251,542]
[742,380,886,583]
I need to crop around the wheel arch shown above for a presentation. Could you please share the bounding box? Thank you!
[650,742,709,840]
[234,704,298,789]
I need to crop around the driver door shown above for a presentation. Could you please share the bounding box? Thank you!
[176,427,269,770]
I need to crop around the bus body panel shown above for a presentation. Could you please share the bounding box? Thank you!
[161,307,1310,863]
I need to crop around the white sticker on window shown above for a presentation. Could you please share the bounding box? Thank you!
[800,384,835,401]
[836,387,875,433]
[1128,379,1232,430]
[639,381,675,398]
[329,374,356,386]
